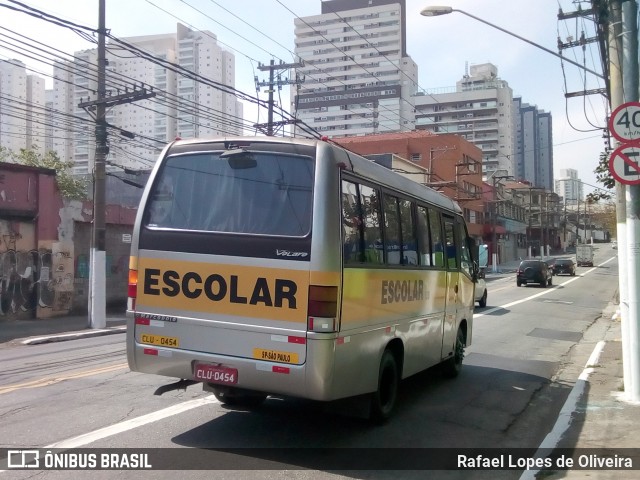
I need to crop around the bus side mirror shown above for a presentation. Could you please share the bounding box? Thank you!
[471,260,480,282]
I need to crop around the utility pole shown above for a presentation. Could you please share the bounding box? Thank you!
[621,0,640,402]
[254,59,303,136]
[90,0,107,330]
[556,10,607,98]
[81,0,155,328]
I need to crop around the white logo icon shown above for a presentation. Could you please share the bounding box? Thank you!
[7,450,40,468]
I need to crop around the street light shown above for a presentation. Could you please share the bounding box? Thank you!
[420,6,605,80]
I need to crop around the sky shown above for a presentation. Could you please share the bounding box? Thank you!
[0,0,610,196]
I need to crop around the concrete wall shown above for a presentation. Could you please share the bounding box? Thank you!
[0,162,137,320]
[72,222,132,313]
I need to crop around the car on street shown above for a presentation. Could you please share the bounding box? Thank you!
[553,258,576,276]
[545,258,556,275]
[516,259,553,287]
[474,268,487,308]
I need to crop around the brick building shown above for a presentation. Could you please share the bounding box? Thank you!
[335,131,485,242]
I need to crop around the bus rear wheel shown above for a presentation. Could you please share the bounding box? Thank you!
[212,388,267,408]
[442,327,465,378]
[370,350,399,423]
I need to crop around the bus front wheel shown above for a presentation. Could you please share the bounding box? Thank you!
[370,350,399,423]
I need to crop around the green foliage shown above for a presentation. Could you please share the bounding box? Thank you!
[590,150,615,202]
[0,146,88,200]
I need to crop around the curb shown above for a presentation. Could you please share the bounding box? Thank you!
[21,326,127,345]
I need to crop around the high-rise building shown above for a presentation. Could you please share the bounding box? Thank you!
[0,59,46,153]
[514,97,554,190]
[555,168,583,205]
[44,24,242,175]
[414,63,516,178]
[292,0,418,137]
[175,24,242,140]
[50,60,75,163]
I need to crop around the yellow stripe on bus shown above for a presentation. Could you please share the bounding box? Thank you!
[136,258,309,323]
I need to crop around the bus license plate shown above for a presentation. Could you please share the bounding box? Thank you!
[140,334,179,348]
[194,363,238,385]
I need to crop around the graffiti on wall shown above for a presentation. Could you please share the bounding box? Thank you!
[0,248,75,316]
[0,220,74,318]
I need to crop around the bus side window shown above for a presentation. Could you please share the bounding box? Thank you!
[457,220,473,276]
[341,180,363,264]
[398,199,418,265]
[428,210,445,268]
[359,184,384,264]
[416,205,432,266]
[383,194,401,265]
[444,220,458,270]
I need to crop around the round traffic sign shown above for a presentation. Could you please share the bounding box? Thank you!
[609,102,640,143]
[608,142,640,185]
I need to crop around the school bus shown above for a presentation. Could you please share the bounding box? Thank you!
[126,136,478,421]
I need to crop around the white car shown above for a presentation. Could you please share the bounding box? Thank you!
[474,269,487,308]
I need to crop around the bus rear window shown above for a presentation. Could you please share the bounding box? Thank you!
[145,150,314,236]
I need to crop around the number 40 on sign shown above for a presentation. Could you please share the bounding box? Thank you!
[609,102,640,143]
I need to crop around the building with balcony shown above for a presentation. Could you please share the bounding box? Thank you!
[0,59,46,153]
[44,24,242,175]
[413,63,516,179]
[504,181,561,256]
[291,0,418,137]
[483,179,528,264]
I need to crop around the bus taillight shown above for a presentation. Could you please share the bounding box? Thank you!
[307,285,338,332]
[128,269,138,310]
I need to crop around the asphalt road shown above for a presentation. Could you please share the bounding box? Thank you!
[0,245,619,479]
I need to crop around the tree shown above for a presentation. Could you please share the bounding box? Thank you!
[589,150,615,202]
[0,146,87,200]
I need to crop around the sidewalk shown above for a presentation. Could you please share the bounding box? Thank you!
[535,307,640,479]
[0,313,126,347]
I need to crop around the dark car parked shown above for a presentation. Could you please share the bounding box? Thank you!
[516,259,553,287]
[553,258,576,276]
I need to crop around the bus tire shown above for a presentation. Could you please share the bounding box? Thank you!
[370,350,399,423]
[442,327,465,378]
[478,289,487,308]
[213,389,267,408]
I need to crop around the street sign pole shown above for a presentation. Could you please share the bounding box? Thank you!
[607,0,640,402]
[621,0,640,403]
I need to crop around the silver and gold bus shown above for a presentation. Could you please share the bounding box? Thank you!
[126,136,478,421]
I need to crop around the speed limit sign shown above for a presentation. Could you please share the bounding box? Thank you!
[609,102,640,143]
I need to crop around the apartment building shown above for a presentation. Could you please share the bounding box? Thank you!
[292,0,418,137]
[514,97,554,190]
[175,24,242,140]
[46,24,242,174]
[414,63,516,179]
[555,168,583,205]
[0,59,46,153]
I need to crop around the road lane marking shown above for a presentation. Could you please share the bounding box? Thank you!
[519,341,606,480]
[475,256,616,318]
[46,395,219,448]
[0,363,128,395]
